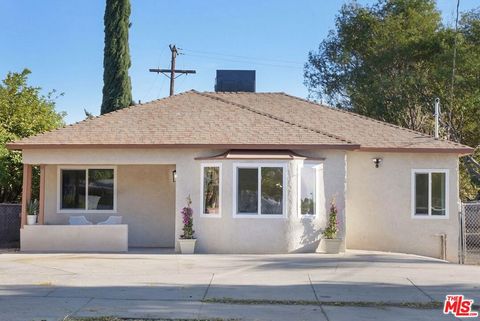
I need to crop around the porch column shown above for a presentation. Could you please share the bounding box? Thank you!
[20,164,32,228]
[38,165,46,225]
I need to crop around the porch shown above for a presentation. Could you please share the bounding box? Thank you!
[19,163,177,252]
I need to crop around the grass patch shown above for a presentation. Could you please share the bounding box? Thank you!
[202,297,444,310]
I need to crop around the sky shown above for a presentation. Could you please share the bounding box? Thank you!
[1,0,478,124]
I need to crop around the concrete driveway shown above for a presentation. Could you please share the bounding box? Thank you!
[0,250,478,321]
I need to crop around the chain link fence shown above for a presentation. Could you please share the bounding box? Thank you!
[461,202,480,265]
[0,204,21,248]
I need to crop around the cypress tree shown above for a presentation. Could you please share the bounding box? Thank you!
[101,0,133,114]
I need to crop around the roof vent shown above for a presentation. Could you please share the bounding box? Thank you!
[215,70,255,92]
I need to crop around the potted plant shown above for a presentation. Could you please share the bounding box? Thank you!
[320,199,342,254]
[27,199,39,225]
[179,196,196,254]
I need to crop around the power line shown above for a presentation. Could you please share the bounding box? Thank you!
[447,0,460,140]
[184,52,303,70]
[450,0,460,104]
[182,48,304,66]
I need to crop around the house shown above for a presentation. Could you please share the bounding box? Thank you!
[7,89,473,261]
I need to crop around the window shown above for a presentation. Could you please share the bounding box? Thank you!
[412,169,448,218]
[59,167,116,212]
[238,168,258,214]
[299,165,318,216]
[234,164,286,217]
[201,164,222,217]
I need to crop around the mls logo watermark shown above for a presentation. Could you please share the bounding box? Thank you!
[443,295,478,318]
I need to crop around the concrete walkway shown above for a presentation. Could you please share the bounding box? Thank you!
[0,250,478,320]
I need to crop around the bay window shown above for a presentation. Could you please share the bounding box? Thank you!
[59,167,116,212]
[234,164,286,217]
[412,169,448,218]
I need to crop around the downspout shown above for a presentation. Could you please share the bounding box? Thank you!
[435,233,447,260]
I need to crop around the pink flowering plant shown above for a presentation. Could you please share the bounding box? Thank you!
[323,198,339,239]
[180,195,195,239]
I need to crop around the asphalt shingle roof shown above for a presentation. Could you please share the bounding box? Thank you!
[7,90,473,153]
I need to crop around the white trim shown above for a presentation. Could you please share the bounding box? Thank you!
[298,163,320,219]
[232,162,287,219]
[200,163,222,218]
[57,166,117,214]
[411,169,449,219]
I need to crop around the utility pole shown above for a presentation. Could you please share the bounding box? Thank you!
[149,44,196,96]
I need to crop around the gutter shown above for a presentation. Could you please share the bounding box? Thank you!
[5,143,361,151]
[6,143,473,155]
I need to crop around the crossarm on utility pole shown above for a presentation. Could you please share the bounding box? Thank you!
[149,69,196,74]
[148,44,196,96]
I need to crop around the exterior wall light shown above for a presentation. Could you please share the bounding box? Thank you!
[173,170,177,182]
[372,158,383,168]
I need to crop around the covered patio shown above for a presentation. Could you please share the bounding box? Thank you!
[19,162,177,252]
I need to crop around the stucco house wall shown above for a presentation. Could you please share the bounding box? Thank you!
[24,148,346,253]
[23,148,461,259]
[178,149,347,253]
[346,152,460,262]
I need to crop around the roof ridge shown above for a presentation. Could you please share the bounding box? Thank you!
[279,93,465,148]
[204,91,284,95]
[194,91,356,145]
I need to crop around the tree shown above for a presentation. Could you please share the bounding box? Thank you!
[305,0,442,130]
[0,69,65,202]
[305,0,480,200]
[101,0,133,115]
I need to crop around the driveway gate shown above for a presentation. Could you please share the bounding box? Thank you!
[461,202,480,264]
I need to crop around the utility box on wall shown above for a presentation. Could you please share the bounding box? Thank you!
[215,70,256,92]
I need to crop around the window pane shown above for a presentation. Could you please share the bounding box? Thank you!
[431,173,446,216]
[261,167,283,215]
[300,166,316,215]
[88,169,114,210]
[61,170,86,209]
[415,173,429,215]
[237,168,258,214]
[203,167,220,214]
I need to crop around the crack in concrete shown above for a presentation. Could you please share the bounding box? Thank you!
[406,277,435,302]
[65,297,94,320]
[308,273,330,321]
[197,273,216,320]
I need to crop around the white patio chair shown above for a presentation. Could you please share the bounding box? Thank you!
[97,216,122,225]
[69,216,93,225]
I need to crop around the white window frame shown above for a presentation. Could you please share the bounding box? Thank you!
[57,166,117,214]
[411,169,449,219]
[200,163,222,218]
[298,163,322,218]
[232,162,287,218]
